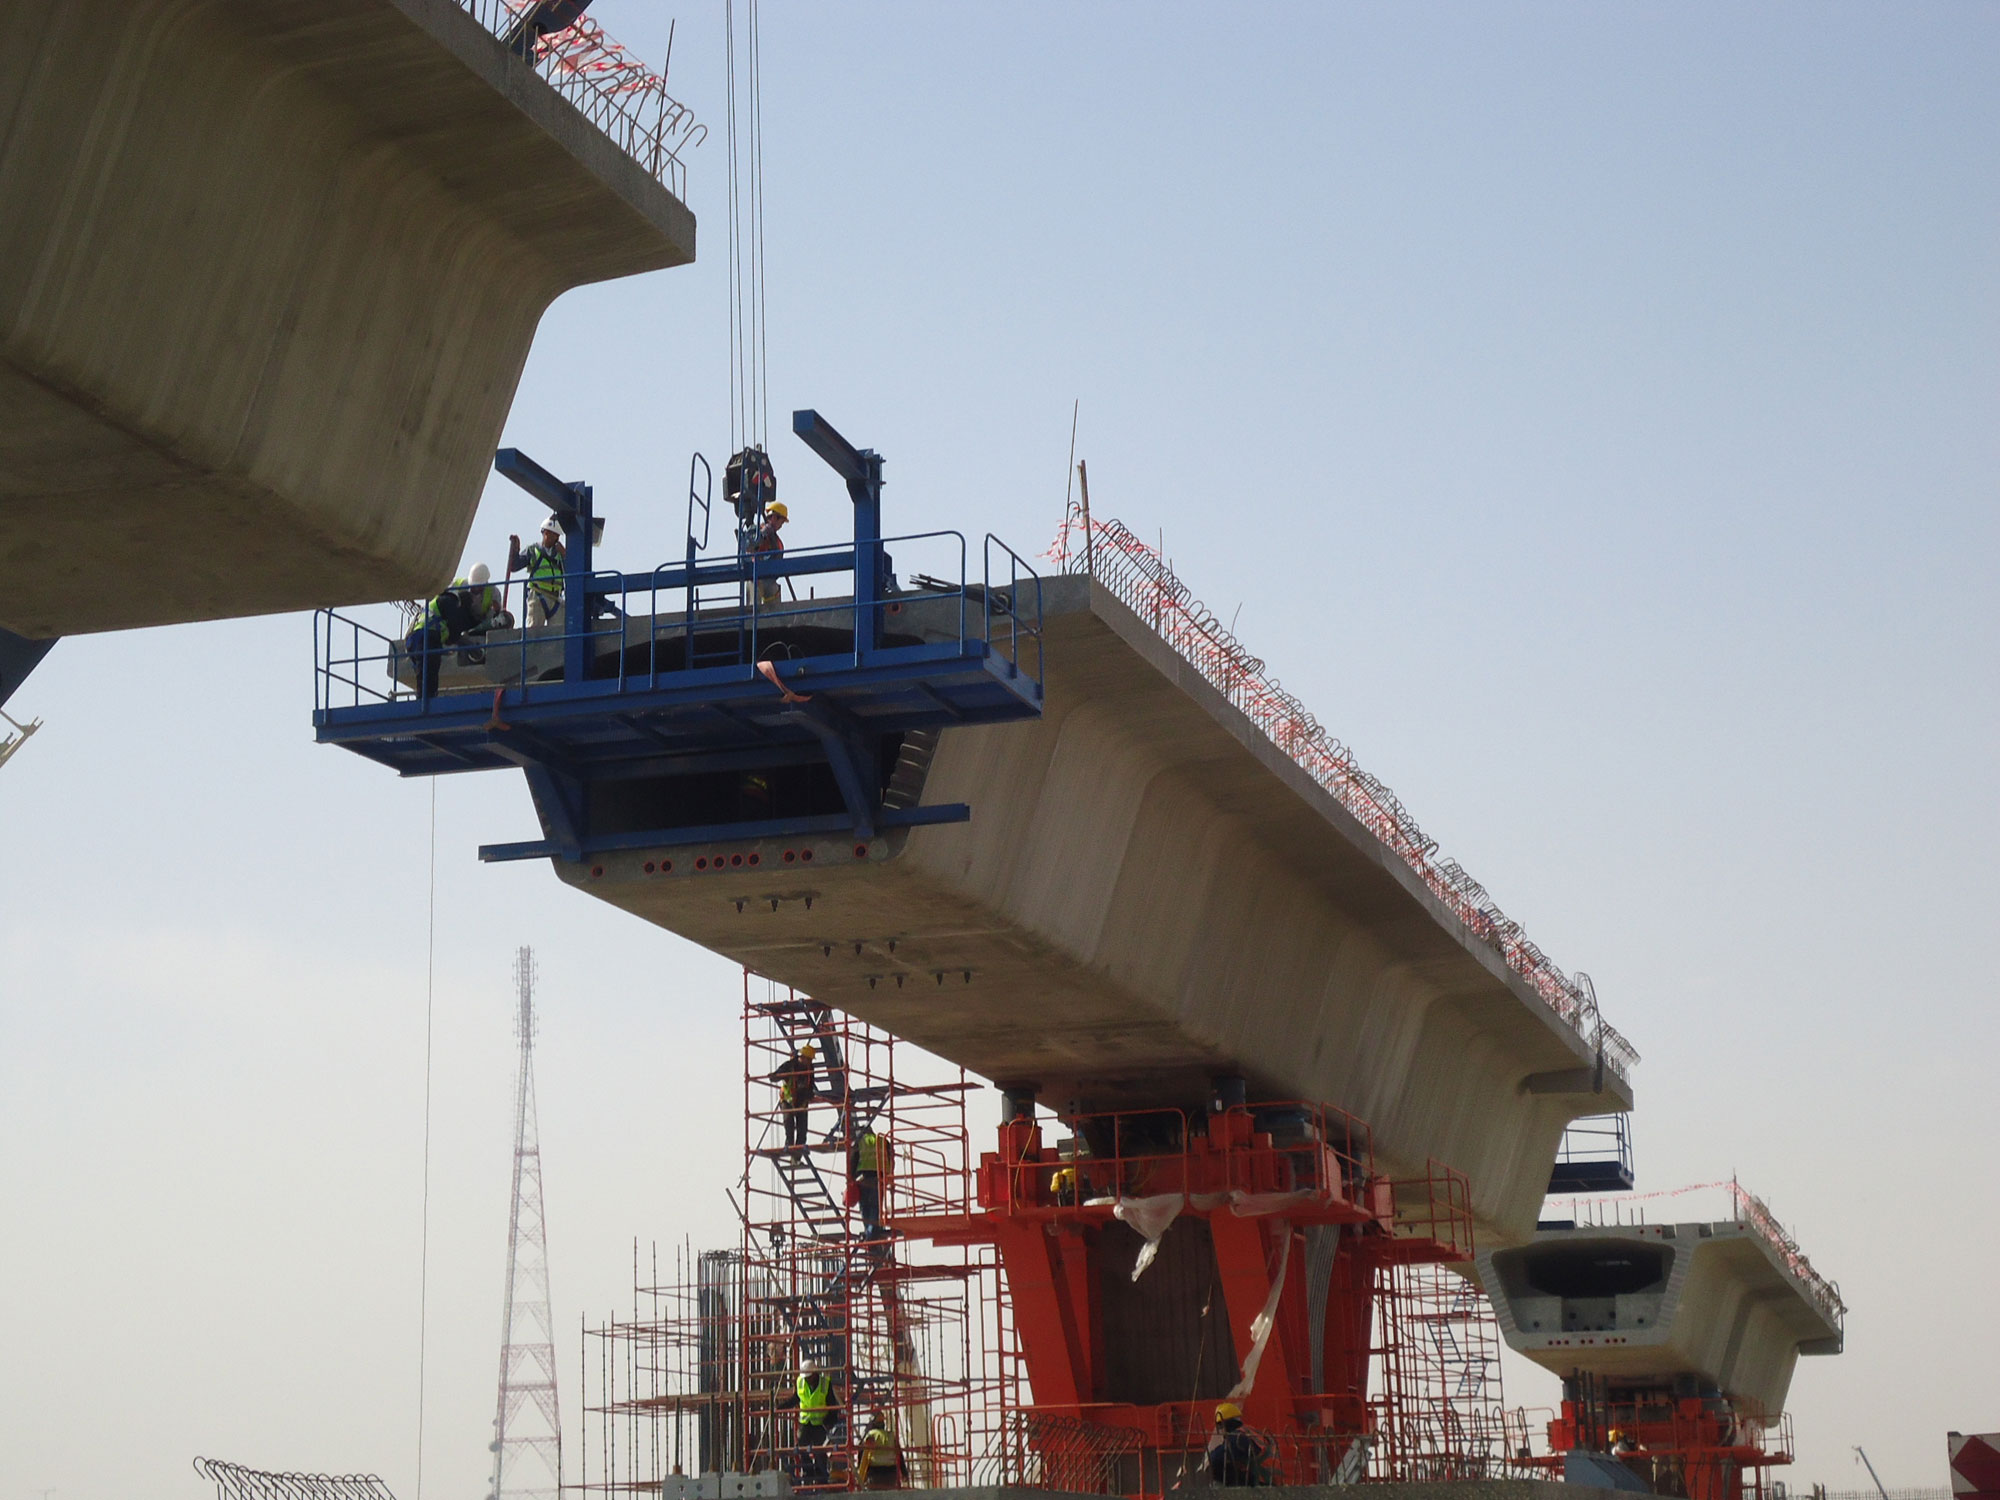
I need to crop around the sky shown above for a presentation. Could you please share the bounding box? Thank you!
[3,2,1997,1495]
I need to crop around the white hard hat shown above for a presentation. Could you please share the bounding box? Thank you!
[543,515,562,534]
[470,563,491,585]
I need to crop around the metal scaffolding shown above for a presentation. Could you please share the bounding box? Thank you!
[576,974,1015,1496]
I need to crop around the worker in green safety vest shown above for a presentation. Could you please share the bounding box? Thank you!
[786,1360,839,1486]
[859,1413,903,1490]
[404,564,504,699]
[507,516,566,626]
[851,1126,887,1235]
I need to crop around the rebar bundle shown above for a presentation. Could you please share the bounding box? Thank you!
[192,1457,398,1500]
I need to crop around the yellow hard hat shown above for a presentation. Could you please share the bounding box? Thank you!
[1608,1428,1623,1440]
[768,501,790,521]
[1215,1402,1242,1422]
[800,1043,816,1058]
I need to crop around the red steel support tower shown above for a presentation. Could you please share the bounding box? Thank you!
[892,1087,1509,1489]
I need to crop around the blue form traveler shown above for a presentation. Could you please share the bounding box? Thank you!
[403,563,505,699]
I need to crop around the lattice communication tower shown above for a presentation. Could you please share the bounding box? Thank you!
[491,946,562,1500]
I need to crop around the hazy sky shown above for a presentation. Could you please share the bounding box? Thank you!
[3,4,1996,1496]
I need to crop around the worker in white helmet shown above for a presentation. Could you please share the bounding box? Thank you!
[507,515,567,626]
[404,563,504,699]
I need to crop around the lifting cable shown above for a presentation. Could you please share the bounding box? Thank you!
[724,0,769,454]
[414,779,438,1500]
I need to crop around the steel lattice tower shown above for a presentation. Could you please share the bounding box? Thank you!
[489,947,561,1500]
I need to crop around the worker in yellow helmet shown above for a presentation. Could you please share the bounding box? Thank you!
[1609,1427,1640,1456]
[751,498,788,608]
[771,1041,819,1150]
[1206,1402,1273,1487]
[851,1123,888,1235]
[859,1412,903,1490]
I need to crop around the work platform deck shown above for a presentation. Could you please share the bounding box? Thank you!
[552,573,1633,1246]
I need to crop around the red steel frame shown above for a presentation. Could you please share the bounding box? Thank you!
[893,1096,1505,1490]
[1536,1379,1797,1500]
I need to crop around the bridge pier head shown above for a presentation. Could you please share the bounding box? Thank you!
[0,0,695,638]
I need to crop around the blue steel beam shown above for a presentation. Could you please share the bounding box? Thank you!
[477,802,972,865]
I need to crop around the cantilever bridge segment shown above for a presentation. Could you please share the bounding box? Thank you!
[1,0,696,655]
[315,409,1636,1250]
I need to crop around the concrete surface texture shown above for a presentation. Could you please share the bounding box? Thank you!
[1476,1220,1843,1419]
[0,0,694,638]
[558,577,1632,1246]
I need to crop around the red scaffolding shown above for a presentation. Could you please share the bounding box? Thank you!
[579,980,1525,1496]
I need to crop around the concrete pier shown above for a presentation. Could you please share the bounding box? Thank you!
[0,0,695,637]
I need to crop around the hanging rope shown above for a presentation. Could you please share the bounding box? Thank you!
[724,0,744,451]
[724,0,767,453]
[415,779,438,1500]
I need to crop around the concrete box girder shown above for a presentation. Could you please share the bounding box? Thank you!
[1478,1220,1843,1418]
[555,578,1631,1246]
[0,0,695,636]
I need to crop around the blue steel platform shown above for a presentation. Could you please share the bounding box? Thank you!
[312,411,1045,863]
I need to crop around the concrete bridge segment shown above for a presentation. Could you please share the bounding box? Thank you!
[0,0,694,639]
[555,576,1635,1247]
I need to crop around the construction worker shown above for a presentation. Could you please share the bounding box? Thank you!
[1050,1140,1081,1206]
[785,1359,838,1486]
[1205,1403,1272,1487]
[1050,1161,1077,1207]
[859,1413,903,1490]
[772,1042,818,1149]
[404,564,503,699]
[750,500,788,607]
[851,1123,887,1234]
[507,516,567,626]
[1609,1428,1640,1456]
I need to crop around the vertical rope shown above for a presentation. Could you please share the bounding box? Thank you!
[749,0,768,448]
[415,778,438,1500]
[724,0,743,451]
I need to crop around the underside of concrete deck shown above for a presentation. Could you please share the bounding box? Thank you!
[0,0,695,637]
[554,576,1633,1246]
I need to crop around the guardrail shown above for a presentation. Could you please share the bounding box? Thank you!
[979,1101,1373,1221]
[452,0,704,196]
[1050,509,1637,1081]
[314,529,1041,716]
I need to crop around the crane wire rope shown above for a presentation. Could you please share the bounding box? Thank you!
[724,0,768,453]
[750,0,769,448]
[728,1,744,452]
[414,779,438,1500]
